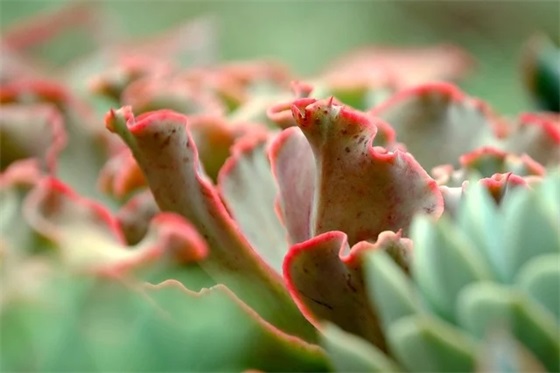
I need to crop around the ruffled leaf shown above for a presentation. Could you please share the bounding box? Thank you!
[284,231,386,348]
[0,103,66,173]
[269,126,315,244]
[290,97,443,245]
[106,106,316,341]
[459,146,545,179]
[23,178,208,274]
[503,113,560,166]
[218,132,288,273]
[370,83,503,171]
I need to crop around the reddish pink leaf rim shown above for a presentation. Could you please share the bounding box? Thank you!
[460,146,546,176]
[289,97,444,244]
[22,177,208,275]
[516,112,560,143]
[105,105,317,341]
[370,82,508,138]
[283,229,412,349]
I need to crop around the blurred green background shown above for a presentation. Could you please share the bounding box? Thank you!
[1,0,559,114]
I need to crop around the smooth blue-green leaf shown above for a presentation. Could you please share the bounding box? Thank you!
[387,314,476,372]
[364,250,419,330]
[501,187,560,282]
[457,179,505,281]
[457,282,560,372]
[411,215,493,322]
[516,253,560,323]
[476,329,547,373]
[321,323,401,373]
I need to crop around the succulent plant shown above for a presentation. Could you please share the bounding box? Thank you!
[1,4,559,372]
[357,175,560,372]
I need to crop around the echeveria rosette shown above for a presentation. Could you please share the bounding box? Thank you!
[272,97,442,347]
[360,173,560,372]
[106,106,317,341]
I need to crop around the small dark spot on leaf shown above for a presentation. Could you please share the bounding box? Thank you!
[162,135,172,148]
[345,147,350,153]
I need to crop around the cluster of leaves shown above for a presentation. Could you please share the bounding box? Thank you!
[1,4,559,372]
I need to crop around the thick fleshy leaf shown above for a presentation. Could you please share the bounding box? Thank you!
[1,79,117,200]
[321,322,401,372]
[121,74,225,116]
[456,179,505,279]
[387,314,477,372]
[539,170,560,221]
[0,103,66,173]
[269,126,315,244]
[459,146,545,179]
[504,112,560,166]
[116,190,159,245]
[291,97,443,245]
[475,329,547,373]
[515,253,560,323]
[106,107,316,341]
[284,230,386,349]
[411,215,493,322]
[370,83,503,171]
[500,183,560,282]
[98,149,147,200]
[189,115,256,181]
[1,276,329,372]
[218,132,287,273]
[0,160,44,258]
[456,282,559,372]
[23,178,207,274]
[477,173,531,204]
[267,81,315,128]
[365,246,418,331]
